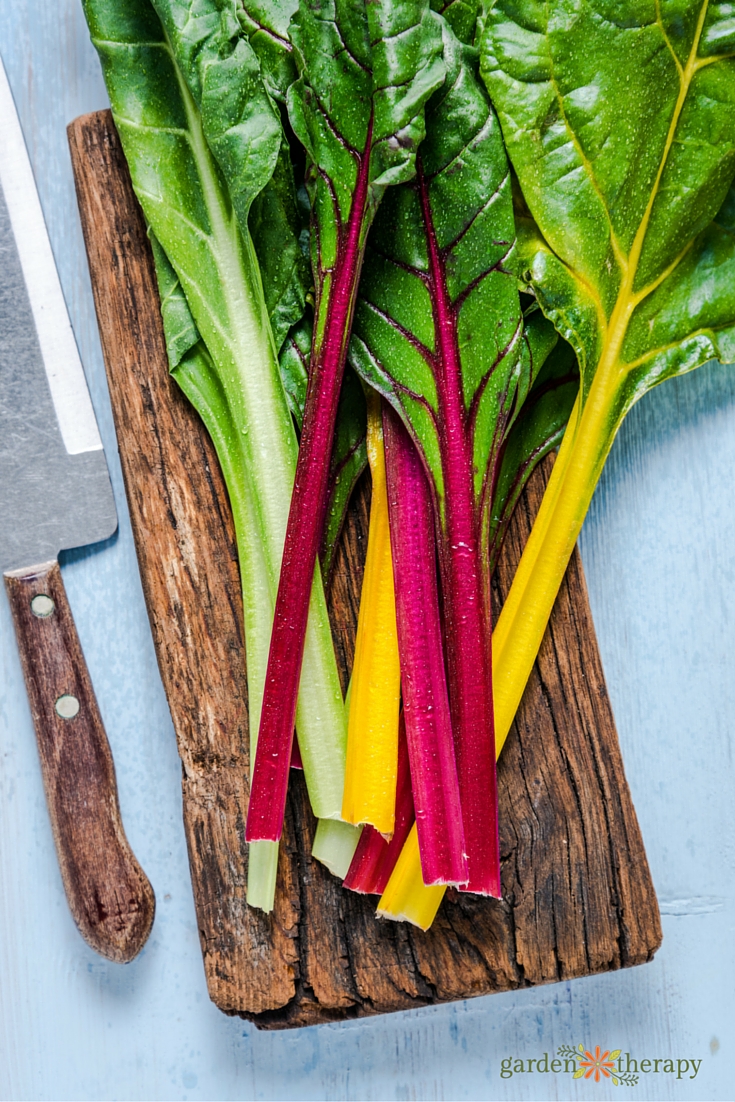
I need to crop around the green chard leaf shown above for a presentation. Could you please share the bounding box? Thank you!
[152,0,308,350]
[86,0,286,589]
[481,0,735,427]
[246,0,447,848]
[84,0,348,910]
[480,0,735,743]
[148,0,280,227]
[348,24,559,895]
[431,0,482,45]
[237,0,299,101]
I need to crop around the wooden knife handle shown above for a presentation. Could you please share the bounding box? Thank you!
[4,560,155,962]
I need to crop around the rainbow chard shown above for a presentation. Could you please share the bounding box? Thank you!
[246,0,446,845]
[481,0,735,743]
[365,321,574,920]
[346,327,572,904]
[349,26,555,894]
[375,348,577,928]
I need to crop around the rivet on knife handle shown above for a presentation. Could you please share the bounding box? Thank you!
[4,560,155,963]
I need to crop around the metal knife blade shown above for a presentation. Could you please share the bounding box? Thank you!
[0,58,116,572]
[0,57,154,962]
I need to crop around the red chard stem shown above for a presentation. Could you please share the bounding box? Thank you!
[245,132,373,843]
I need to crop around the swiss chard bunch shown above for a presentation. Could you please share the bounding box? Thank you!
[244,3,571,899]
[349,23,553,895]
[95,0,730,934]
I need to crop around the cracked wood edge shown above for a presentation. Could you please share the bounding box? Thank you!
[68,109,661,1030]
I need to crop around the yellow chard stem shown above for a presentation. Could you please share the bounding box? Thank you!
[376,825,444,928]
[342,393,402,835]
[492,376,619,746]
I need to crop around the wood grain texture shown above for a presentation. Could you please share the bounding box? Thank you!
[67,109,661,1028]
[3,560,155,963]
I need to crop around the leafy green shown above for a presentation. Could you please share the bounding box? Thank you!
[481,0,735,742]
[237,0,299,101]
[151,0,308,351]
[482,0,735,417]
[431,0,482,44]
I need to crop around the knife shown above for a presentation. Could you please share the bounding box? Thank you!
[0,58,155,963]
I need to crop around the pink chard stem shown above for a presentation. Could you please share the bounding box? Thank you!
[383,405,467,886]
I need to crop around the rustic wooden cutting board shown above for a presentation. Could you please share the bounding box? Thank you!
[68,110,661,1029]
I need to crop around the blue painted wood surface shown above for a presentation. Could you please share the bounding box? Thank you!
[0,3,732,1098]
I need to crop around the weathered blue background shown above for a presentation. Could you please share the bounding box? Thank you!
[0,2,732,1099]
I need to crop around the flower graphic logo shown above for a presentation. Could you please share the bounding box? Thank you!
[557,1045,638,1086]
